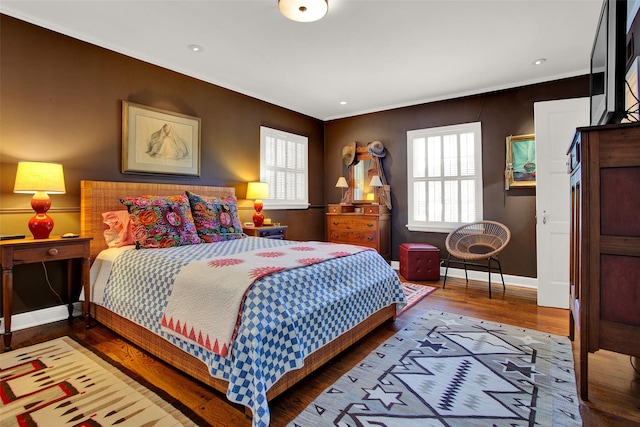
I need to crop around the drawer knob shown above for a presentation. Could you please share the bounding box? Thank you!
[367,223,374,227]
[332,234,339,238]
[47,248,59,256]
[367,237,374,241]
[333,221,339,225]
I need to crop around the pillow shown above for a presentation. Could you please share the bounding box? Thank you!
[199,233,246,243]
[186,191,245,241]
[120,194,201,249]
[102,210,135,247]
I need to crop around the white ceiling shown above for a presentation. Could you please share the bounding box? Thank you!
[0,0,603,120]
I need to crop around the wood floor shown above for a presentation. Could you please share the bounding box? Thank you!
[6,276,640,426]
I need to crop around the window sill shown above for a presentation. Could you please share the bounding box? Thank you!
[262,202,310,210]
[406,223,457,233]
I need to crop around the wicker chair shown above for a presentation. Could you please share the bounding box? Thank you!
[443,220,511,298]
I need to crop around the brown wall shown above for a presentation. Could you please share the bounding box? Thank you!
[0,15,326,236]
[0,15,324,313]
[1,13,590,317]
[324,77,589,277]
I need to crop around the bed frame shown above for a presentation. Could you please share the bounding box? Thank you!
[79,180,396,411]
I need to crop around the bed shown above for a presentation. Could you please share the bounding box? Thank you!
[80,180,405,427]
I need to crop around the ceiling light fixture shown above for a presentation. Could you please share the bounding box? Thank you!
[188,44,203,52]
[532,58,546,66]
[279,0,328,22]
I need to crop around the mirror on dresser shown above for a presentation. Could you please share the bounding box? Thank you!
[350,148,379,203]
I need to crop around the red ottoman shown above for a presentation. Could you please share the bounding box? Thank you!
[399,243,440,281]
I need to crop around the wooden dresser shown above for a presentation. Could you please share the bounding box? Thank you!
[568,123,640,400]
[326,204,391,259]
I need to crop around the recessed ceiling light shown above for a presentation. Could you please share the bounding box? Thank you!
[532,58,546,66]
[188,44,203,52]
[340,101,347,105]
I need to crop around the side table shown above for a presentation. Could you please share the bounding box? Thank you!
[1,236,92,350]
[243,225,288,240]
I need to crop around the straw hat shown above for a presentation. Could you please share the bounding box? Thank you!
[342,141,357,166]
[367,140,386,157]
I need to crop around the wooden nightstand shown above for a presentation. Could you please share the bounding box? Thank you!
[243,225,288,240]
[0,236,92,350]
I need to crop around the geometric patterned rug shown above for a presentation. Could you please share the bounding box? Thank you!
[289,310,582,426]
[398,282,437,316]
[0,336,206,426]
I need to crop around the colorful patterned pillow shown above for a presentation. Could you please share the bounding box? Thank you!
[186,191,245,242]
[199,233,246,243]
[101,210,135,248]
[120,194,201,249]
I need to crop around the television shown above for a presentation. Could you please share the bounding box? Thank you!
[590,0,627,126]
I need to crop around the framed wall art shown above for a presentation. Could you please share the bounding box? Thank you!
[122,101,201,176]
[505,133,536,190]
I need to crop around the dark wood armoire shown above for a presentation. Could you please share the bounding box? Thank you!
[568,122,640,400]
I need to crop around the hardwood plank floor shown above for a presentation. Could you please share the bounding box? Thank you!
[6,276,640,426]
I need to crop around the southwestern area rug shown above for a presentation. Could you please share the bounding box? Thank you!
[290,310,581,426]
[0,336,205,426]
[398,282,437,316]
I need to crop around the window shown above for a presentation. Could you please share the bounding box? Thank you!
[407,122,483,232]
[259,126,309,209]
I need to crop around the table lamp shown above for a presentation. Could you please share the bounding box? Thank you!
[335,176,349,204]
[13,161,66,239]
[369,175,383,205]
[246,181,269,227]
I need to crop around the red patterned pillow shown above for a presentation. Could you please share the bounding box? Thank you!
[186,191,245,242]
[120,194,201,249]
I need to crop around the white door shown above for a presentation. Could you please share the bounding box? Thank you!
[534,98,589,308]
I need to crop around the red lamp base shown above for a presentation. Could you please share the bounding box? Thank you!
[253,199,264,227]
[29,192,54,239]
[29,214,54,239]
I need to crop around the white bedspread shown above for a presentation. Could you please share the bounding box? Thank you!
[89,238,406,427]
[88,245,134,303]
[160,242,371,357]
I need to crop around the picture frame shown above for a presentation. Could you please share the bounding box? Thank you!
[505,133,536,190]
[122,101,201,176]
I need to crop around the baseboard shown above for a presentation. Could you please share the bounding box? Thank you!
[390,260,537,289]
[0,302,83,332]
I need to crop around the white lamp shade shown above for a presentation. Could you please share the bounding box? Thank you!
[279,0,328,22]
[335,176,348,188]
[369,175,383,188]
[14,162,66,194]
[246,181,269,200]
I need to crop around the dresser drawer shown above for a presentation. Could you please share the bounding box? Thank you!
[328,230,378,246]
[327,204,355,214]
[11,241,87,264]
[328,216,378,231]
[362,205,382,214]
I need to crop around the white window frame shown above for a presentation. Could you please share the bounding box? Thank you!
[406,122,483,233]
[259,126,309,210]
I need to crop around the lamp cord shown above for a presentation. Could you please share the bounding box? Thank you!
[41,262,65,305]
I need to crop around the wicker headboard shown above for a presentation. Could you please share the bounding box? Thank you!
[80,180,236,261]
